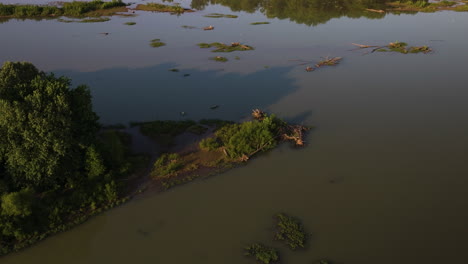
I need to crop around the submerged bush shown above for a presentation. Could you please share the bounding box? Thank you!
[245,243,279,264]
[275,213,307,250]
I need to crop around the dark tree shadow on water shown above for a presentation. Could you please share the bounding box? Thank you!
[55,63,300,124]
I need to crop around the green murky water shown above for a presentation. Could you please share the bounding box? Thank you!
[1,0,468,263]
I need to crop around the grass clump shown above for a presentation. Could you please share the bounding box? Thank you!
[152,153,183,177]
[211,56,228,62]
[250,21,270,25]
[135,3,189,13]
[124,21,136,25]
[150,39,166,48]
[197,42,254,52]
[275,213,307,250]
[245,243,279,264]
[203,13,238,18]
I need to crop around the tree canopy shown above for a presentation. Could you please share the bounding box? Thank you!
[0,61,135,256]
[0,62,99,189]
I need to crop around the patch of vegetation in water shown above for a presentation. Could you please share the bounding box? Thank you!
[197,42,254,52]
[0,0,128,19]
[168,68,179,72]
[181,25,196,29]
[135,2,192,13]
[275,213,308,250]
[203,13,238,18]
[80,17,111,23]
[211,56,228,62]
[245,243,279,264]
[124,21,136,25]
[353,41,432,54]
[150,39,166,48]
[250,21,270,25]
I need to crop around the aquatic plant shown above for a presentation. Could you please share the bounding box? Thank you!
[181,25,196,29]
[275,213,307,250]
[135,2,189,13]
[211,56,228,62]
[250,21,270,25]
[150,39,166,48]
[203,13,238,18]
[245,243,279,264]
[124,21,136,25]
[197,42,254,52]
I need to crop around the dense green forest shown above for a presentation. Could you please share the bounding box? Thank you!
[189,0,422,25]
[0,62,140,255]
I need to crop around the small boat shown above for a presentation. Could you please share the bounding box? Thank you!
[203,25,214,30]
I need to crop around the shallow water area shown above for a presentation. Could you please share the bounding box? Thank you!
[1,0,468,263]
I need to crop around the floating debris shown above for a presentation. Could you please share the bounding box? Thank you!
[365,8,385,13]
[210,105,220,110]
[168,68,179,72]
[305,66,314,72]
[315,57,342,68]
[180,111,186,116]
[124,21,136,25]
[203,25,214,30]
[181,25,196,29]
[183,74,190,77]
[99,32,110,35]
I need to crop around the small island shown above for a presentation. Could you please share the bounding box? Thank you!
[0,62,310,256]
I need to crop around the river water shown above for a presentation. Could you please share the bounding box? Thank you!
[1,0,468,263]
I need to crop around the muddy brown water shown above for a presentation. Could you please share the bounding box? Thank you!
[1,0,468,263]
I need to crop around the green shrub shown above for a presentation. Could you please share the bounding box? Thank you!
[245,243,279,264]
[216,115,280,159]
[199,137,221,151]
[1,189,33,217]
[275,213,307,250]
